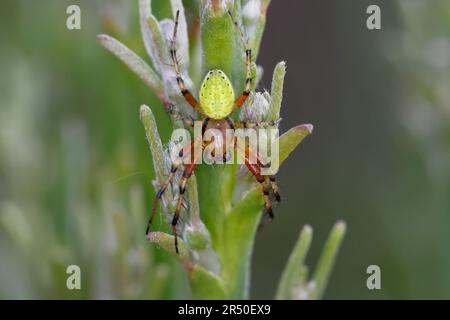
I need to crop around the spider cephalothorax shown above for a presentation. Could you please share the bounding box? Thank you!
[146,10,281,253]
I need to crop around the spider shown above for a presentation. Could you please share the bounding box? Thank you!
[146,10,281,254]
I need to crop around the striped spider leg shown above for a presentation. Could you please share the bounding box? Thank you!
[234,131,281,226]
[146,137,202,254]
[228,10,253,111]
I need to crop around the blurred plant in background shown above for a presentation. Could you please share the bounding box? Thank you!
[390,1,450,177]
[0,0,189,300]
[377,0,450,297]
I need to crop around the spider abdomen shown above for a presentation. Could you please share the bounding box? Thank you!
[199,69,235,119]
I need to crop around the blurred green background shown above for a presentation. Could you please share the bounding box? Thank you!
[1,0,450,299]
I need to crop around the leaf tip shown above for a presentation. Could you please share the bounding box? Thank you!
[96,34,110,44]
[333,220,347,235]
[139,104,151,119]
[304,124,314,134]
[147,231,191,262]
[276,60,287,71]
[294,123,314,135]
[302,224,313,234]
[146,231,159,242]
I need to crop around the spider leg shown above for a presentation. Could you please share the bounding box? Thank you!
[245,159,274,222]
[145,140,195,235]
[167,103,195,127]
[172,162,196,254]
[246,146,281,207]
[258,174,282,229]
[235,133,272,169]
[171,136,203,254]
[235,119,282,129]
[228,10,252,111]
[269,175,281,203]
[170,10,202,114]
[235,139,280,225]
[234,120,281,204]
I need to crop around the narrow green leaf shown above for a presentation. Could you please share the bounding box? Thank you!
[185,176,220,275]
[279,124,314,163]
[147,231,191,263]
[185,176,211,252]
[146,14,167,69]
[201,3,235,77]
[195,164,236,251]
[312,221,347,299]
[139,105,168,183]
[170,0,190,67]
[268,61,286,120]
[138,0,163,74]
[221,186,263,299]
[188,265,227,299]
[275,225,313,299]
[96,34,165,100]
[224,123,313,298]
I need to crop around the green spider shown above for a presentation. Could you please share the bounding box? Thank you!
[146,10,281,254]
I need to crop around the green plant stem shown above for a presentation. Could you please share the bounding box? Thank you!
[312,221,347,299]
[276,225,313,299]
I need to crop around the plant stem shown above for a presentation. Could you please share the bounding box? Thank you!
[276,225,313,299]
[312,221,347,299]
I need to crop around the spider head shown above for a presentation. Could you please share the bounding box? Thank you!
[199,69,235,119]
